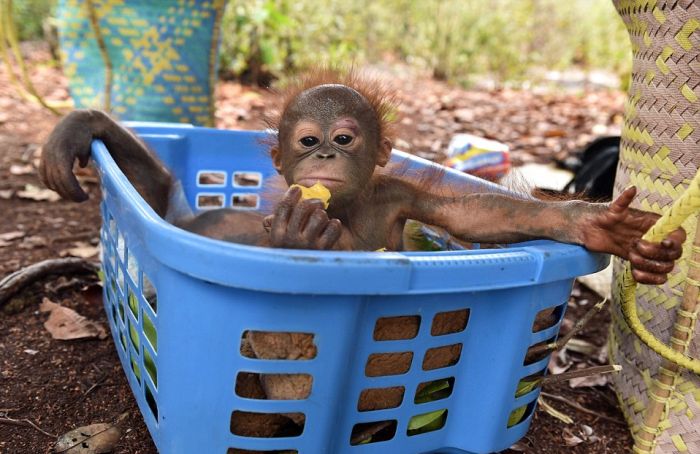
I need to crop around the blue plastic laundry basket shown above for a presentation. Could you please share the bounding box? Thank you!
[93,123,609,454]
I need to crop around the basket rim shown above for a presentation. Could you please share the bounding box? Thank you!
[92,124,609,295]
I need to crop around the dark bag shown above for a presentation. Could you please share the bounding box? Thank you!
[561,136,620,201]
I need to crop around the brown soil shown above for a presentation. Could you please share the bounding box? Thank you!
[1,43,631,453]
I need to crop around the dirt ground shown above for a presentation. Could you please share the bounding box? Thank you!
[0,44,632,453]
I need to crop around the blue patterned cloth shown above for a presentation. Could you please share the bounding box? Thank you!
[57,0,226,126]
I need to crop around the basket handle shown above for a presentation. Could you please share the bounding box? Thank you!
[621,172,700,373]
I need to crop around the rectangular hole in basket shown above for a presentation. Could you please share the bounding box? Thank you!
[143,310,157,351]
[111,304,118,326]
[230,411,305,437]
[144,347,157,387]
[119,332,127,352]
[142,273,157,314]
[523,336,557,366]
[514,369,546,399]
[110,252,117,278]
[350,420,397,445]
[373,315,420,341]
[197,193,225,209]
[228,450,298,454]
[422,344,462,371]
[431,309,469,336]
[357,386,405,411]
[117,266,125,293]
[233,171,262,187]
[130,356,142,385]
[365,352,413,377]
[197,170,226,186]
[414,377,454,404]
[145,384,158,420]
[507,400,537,428]
[128,320,141,351]
[235,372,312,400]
[531,305,565,333]
[108,213,117,239]
[116,232,125,262]
[127,289,139,320]
[240,331,317,360]
[232,194,259,209]
[127,252,138,284]
[109,273,117,295]
[118,299,125,323]
[407,409,448,437]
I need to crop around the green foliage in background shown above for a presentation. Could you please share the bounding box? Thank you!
[10,0,54,41]
[16,0,630,86]
[219,0,631,86]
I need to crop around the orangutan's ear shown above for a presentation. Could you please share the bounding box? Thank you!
[270,147,282,173]
[376,138,392,167]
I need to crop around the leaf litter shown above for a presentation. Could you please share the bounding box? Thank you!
[39,297,107,340]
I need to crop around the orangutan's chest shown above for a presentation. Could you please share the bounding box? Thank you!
[337,209,406,251]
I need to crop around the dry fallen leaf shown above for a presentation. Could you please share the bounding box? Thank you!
[548,348,572,375]
[563,429,584,447]
[0,231,26,241]
[17,184,61,202]
[0,189,12,199]
[9,164,33,175]
[18,235,47,250]
[62,242,100,259]
[508,441,530,452]
[568,373,611,388]
[39,298,107,340]
[55,423,121,454]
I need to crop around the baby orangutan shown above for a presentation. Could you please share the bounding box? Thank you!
[40,70,684,439]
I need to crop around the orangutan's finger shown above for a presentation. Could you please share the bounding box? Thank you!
[610,186,637,214]
[629,250,675,274]
[635,238,683,261]
[631,268,667,286]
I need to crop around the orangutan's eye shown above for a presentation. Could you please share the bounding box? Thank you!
[300,136,319,147]
[333,134,353,145]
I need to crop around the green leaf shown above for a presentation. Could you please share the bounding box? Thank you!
[508,405,527,427]
[408,409,446,432]
[143,313,157,352]
[514,379,540,398]
[415,379,451,404]
[259,40,275,65]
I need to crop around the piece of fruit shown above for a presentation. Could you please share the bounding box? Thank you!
[290,182,331,208]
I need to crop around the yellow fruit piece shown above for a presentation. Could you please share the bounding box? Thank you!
[290,182,331,209]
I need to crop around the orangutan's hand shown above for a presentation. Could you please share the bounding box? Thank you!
[263,186,342,250]
[583,187,685,285]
